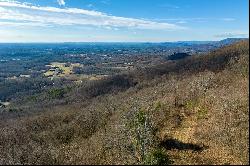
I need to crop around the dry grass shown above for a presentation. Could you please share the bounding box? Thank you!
[0,40,248,165]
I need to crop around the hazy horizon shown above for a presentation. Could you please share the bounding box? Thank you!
[0,38,248,44]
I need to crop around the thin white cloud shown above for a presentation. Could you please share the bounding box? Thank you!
[214,31,249,38]
[159,4,180,9]
[57,0,65,6]
[0,21,50,27]
[221,18,236,21]
[176,21,187,24]
[150,17,236,23]
[0,1,185,30]
[0,0,17,2]
[86,4,94,8]
[101,0,110,5]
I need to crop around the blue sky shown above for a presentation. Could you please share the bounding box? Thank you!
[0,0,248,42]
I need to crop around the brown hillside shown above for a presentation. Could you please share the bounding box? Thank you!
[0,40,249,165]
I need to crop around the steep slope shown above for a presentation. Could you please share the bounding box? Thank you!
[0,40,249,165]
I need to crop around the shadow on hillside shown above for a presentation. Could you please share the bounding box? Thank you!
[160,138,208,151]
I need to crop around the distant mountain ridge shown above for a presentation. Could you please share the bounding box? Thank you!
[0,38,248,45]
[216,38,248,46]
[164,38,248,45]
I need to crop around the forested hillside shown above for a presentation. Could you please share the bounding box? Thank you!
[0,40,249,165]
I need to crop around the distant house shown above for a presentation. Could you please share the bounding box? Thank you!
[54,68,62,75]
[0,101,10,108]
[20,74,31,78]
